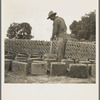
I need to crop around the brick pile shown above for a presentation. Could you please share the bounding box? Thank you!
[5,39,95,60]
[65,41,95,59]
[5,57,96,78]
[5,39,50,55]
[5,39,96,78]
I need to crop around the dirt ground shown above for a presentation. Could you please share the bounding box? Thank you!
[5,72,96,84]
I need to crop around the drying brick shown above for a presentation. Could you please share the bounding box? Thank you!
[91,64,96,77]
[31,57,42,61]
[45,59,57,70]
[69,64,88,78]
[31,61,47,75]
[43,54,57,60]
[50,62,67,76]
[79,61,91,76]
[61,59,74,71]
[12,61,29,75]
[5,59,12,75]
[89,60,96,64]
[5,55,14,59]
[15,57,28,62]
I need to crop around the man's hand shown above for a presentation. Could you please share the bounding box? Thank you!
[50,36,54,41]
[50,35,57,41]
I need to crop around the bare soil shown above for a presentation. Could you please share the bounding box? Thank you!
[5,72,96,84]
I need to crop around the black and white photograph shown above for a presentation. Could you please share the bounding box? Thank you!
[2,0,99,99]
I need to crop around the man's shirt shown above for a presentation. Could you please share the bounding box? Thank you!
[52,16,67,37]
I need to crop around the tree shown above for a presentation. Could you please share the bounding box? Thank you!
[70,20,78,37]
[69,10,96,41]
[7,22,34,39]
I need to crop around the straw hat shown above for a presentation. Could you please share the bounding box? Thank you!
[47,11,57,19]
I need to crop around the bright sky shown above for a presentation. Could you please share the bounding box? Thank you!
[2,0,97,40]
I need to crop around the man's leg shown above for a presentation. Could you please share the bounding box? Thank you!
[57,37,67,61]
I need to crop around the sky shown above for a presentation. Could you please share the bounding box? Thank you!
[2,0,97,40]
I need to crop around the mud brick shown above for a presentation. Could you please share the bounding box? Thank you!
[17,53,28,57]
[88,64,92,75]
[32,57,42,61]
[30,54,42,58]
[61,59,67,62]
[28,58,34,62]
[61,59,74,71]
[66,59,74,63]
[79,58,88,61]
[15,57,28,62]
[32,61,47,63]
[61,59,70,71]
[5,55,14,59]
[69,64,88,78]
[61,59,74,64]
[43,54,57,60]
[91,64,96,77]
[27,58,36,74]
[12,61,29,75]
[5,59,12,75]
[31,61,47,75]
[74,59,79,63]
[45,59,57,65]
[79,61,91,64]
[45,59,57,71]
[79,61,91,76]
[89,60,96,64]
[50,62,67,76]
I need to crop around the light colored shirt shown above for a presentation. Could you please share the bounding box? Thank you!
[52,16,67,37]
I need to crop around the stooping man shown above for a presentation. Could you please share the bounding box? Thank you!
[47,11,68,61]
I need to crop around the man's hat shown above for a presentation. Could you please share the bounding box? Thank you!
[47,11,57,19]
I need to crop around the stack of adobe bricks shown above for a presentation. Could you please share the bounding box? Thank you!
[5,39,96,78]
[5,39,95,60]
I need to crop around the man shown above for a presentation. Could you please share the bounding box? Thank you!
[47,11,68,61]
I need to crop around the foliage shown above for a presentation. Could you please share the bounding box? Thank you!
[69,10,96,41]
[7,22,33,39]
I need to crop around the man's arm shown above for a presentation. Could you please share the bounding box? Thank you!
[51,20,59,40]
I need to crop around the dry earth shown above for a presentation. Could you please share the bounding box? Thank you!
[5,72,96,84]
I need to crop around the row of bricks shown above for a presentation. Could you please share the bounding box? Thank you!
[5,39,95,59]
[5,59,96,78]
